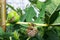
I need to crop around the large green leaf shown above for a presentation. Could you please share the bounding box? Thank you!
[45,10,60,24]
[45,0,60,24]
[45,0,60,15]
[46,3,57,15]
[21,6,36,22]
[35,4,46,23]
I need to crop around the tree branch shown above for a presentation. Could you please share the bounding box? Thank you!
[6,22,60,27]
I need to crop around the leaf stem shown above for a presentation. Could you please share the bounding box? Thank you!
[26,37,31,40]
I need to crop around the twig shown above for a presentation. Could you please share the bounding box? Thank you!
[26,37,31,40]
[16,22,48,26]
[51,23,60,26]
[6,22,60,27]
[16,22,60,26]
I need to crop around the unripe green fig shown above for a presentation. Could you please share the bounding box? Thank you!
[7,11,20,23]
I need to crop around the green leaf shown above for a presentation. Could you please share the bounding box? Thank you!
[45,10,60,24]
[34,0,51,23]
[35,4,46,23]
[53,11,60,23]
[55,27,60,40]
[16,8,22,15]
[29,0,38,4]
[49,11,59,24]
[46,3,57,14]
[13,31,19,40]
[56,5,60,11]
[7,4,16,11]
[43,27,59,40]
[51,0,60,6]
[36,1,44,9]
[45,0,60,15]
[22,6,36,22]
[45,0,60,24]
[0,27,5,36]
[36,0,51,10]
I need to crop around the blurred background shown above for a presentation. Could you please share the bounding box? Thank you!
[6,0,30,10]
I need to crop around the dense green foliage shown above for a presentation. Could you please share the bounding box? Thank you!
[0,0,60,40]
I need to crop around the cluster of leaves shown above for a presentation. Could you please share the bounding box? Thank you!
[0,0,60,40]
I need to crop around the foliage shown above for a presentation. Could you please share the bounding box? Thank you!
[0,0,60,40]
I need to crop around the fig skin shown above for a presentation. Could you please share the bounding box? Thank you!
[7,11,20,23]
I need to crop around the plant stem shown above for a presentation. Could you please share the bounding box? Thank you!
[6,22,60,27]
[26,37,31,40]
[16,22,60,26]
[16,22,48,26]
